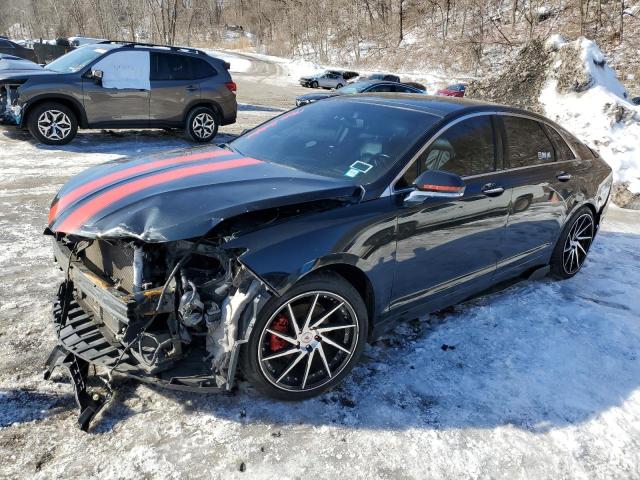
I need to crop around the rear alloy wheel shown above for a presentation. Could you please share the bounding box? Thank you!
[243,273,368,400]
[311,81,319,88]
[550,207,595,279]
[27,102,78,145]
[185,106,218,143]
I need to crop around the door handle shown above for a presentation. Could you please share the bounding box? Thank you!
[481,183,505,197]
[556,172,572,182]
[186,85,198,92]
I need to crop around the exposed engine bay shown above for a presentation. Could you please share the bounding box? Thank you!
[44,233,271,430]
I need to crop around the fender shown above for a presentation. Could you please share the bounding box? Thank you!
[21,93,88,128]
[182,98,223,122]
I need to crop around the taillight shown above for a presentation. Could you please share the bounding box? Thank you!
[225,82,237,93]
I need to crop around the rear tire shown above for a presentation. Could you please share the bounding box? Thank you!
[185,106,218,143]
[336,83,343,89]
[27,102,78,145]
[242,272,368,400]
[550,206,596,279]
[311,81,319,88]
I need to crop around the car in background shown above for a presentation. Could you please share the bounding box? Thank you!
[0,36,38,63]
[0,41,237,145]
[403,81,426,91]
[296,80,424,106]
[437,83,467,97]
[360,73,401,83]
[68,36,107,47]
[632,97,640,106]
[299,70,359,89]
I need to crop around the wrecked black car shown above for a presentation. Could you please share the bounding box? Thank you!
[44,95,612,429]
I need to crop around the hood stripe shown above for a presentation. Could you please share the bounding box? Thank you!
[53,157,263,234]
[48,149,233,224]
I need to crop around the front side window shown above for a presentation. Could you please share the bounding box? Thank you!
[396,116,496,189]
[503,116,555,167]
[92,50,150,89]
[231,100,439,184]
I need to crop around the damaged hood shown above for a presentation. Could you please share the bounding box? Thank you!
[48,146,359,242]
[0,69,56,83]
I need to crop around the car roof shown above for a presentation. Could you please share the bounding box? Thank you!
[329,93,541,119]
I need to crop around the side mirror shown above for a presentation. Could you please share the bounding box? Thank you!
[91,69,103,84]
[405,170,465,204]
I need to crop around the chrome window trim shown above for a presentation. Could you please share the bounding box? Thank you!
[382,110,579,197]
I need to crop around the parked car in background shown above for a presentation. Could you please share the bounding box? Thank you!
[0,41,237,145]
[67,36,107,47]
[360,73,401,83]
[437,83,467,97]
[403,81,426,91]
[299,70,359,89]
[0,36,38,63]
[44,95,611,429]
[296,80,424,106]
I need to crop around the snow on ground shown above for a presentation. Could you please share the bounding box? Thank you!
[540,37,640,193]
[0,54,639,479]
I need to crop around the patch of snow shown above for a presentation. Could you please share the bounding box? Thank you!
[540,38,640,193]
[203,49,252,73]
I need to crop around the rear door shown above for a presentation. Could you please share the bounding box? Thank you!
[82,50,150,125]
[390,114,511,315]
[496,114,579,274]
[150,52,201,125]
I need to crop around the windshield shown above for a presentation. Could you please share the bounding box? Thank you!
[45,46,112,73]
[230,99,438,184]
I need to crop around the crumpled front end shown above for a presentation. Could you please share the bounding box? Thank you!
[45,233,271,429]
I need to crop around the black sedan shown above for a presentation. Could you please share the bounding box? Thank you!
[295,80,424,106]
[43,95,612,429]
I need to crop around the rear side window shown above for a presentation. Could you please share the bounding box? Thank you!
[151,53,191,81]
[503,116,555,167]
[191,58,216,79]
[396,115,496,188]
[545,126,575,161]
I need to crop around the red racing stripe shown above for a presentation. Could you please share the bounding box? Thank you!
[48,149,232,224]
[54,157,263,234]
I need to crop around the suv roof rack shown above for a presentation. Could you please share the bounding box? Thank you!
[98,40,206,56]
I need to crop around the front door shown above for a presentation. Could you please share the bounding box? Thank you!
[82,50,150,125]
[390,115,511,316]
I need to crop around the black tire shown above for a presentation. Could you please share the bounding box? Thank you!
[185,106,218,143]
[242,272,368,400]
[336,83,343,89]
[311,81,319,88]
[27,102,78,145]
[550,206,596,279]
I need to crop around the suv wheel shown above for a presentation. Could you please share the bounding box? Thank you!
[185,106,218,143]
[27,102,78,145]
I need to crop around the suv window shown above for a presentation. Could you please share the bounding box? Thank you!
[503,116,555,167]
[545,126,575,161]
[191,57,216,79]
[396,115,496,188]
[151,52,193,81]
[0,40,14,48]
[367,84,395,93]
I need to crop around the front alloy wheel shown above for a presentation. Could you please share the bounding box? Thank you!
[243,273,368,400]
[27,102,78,145]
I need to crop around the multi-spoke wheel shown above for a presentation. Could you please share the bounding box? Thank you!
[550,207,596,279]
[27,102,78,145]
[185,106,218,143]
[243,272,368,400]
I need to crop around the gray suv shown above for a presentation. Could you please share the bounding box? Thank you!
[0,41,237,145]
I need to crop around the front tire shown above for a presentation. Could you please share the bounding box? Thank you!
[242,272,368,400]
[185,106,218,143]
[27,102,78,145]
[311,81,319,88]
[550,206,596,279]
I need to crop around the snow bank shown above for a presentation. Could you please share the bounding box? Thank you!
[539,37,640,193]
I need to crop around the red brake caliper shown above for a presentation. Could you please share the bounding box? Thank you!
[269,314,290,352]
